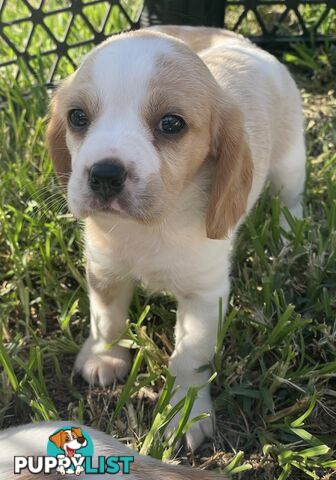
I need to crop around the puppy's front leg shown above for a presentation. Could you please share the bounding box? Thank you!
[75,261,134,387]
[168,286,230,452]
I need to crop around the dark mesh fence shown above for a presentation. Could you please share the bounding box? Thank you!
[0,0,335,84]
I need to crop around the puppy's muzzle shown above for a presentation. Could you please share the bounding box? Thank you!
[89,160,127,201]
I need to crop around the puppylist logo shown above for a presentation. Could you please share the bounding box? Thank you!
[14,426,134,476]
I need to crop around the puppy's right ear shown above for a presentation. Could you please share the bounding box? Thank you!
[46,89,71,186]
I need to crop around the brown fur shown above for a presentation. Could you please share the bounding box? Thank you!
[46,94,71,186]
[46,74,99,187]
[143,46,252,238]
[48,429,67,449]
[143,50,215,195]
[206,103,253,239]
[71,427,84,438]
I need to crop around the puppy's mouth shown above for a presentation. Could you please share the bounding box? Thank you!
[68,179,164,223]
[65,446,75,457]
[90,197,129,217]
[75,197,164,226]
[72,195,130,219]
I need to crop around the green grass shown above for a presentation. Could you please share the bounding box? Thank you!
[0,2,336,479]
[0,0,144,82]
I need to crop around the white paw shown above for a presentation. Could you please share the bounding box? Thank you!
[165,389,215,452]
[56,466,66,475]
[75,337,131,387]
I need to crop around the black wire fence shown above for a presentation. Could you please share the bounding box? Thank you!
[0,0,335,84]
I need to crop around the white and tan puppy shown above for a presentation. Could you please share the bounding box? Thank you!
[0,421,227,479]
[47,26,305,451]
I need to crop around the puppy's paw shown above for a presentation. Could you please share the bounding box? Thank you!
[75,338,131,387]
[165,392,214,452]
[75,465,84,475]
[56,466,66,475]
[184,413,214,452]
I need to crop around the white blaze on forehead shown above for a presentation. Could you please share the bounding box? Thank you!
[91,36,174,114]
[73,35,175,177]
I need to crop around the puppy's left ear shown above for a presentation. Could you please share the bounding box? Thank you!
[206,102,253,239]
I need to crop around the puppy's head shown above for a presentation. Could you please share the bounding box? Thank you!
[47,30,252,238]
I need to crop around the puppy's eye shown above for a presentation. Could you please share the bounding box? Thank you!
[68,109,88,129]
[158,114,185,134]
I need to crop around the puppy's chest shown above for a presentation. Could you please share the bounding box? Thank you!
[86,227,216,294]
[119,239,199,292]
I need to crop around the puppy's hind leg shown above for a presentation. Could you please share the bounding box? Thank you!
[270,131,306,231]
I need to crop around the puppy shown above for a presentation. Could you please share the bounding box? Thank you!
[46,26,306,451]
[0,421,227,479]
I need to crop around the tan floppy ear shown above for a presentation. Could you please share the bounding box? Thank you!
[46,89,71,186]
[71,427,83,438]
[49,430,66,449]
[206,103,253,239]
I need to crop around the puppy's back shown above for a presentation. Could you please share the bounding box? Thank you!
[148,24,250,53]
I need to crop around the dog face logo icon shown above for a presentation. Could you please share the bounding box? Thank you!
[14,425,134,476]
[49,427,88,458]
[48,427,92,475]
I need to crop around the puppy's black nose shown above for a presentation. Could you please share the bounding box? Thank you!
[77,436,86,445]
[89,161,127,200]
